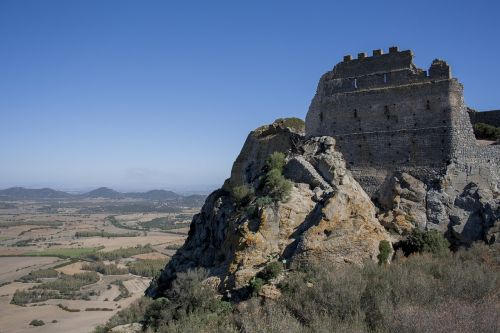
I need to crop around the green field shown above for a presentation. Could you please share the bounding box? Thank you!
[88,244,155,261]
[22,246,104,259]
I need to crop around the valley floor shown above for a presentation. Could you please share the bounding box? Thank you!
[0,198,195,333]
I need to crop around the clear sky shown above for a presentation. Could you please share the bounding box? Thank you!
[1,0,499,192]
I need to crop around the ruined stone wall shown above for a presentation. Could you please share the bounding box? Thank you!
[469,109,500,127]
[305,47,488,195]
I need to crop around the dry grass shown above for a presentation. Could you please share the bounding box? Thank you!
[97,243,500,333]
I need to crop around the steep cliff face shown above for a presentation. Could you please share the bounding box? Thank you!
[147,120,390,298]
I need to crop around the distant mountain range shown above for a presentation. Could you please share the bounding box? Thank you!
[0,186,203,201]
[0,187,74,200]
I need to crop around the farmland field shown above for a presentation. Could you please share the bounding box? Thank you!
[0,196,198,333]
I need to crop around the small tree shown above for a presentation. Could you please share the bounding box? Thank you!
[264,169,293,202]
[401,229,450,256]
[377,240,392,264]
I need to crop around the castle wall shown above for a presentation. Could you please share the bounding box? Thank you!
[305,47,493,195]
[469,110,500,127]
[309,80,459,169]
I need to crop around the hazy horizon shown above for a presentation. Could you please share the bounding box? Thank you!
[0,183,218,195]
[2,0,500,190]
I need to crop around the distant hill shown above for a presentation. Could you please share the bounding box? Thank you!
[180,194,207,206]
[125,189,181,200]
[82,187,123,199]
[0,186,206,202]
[0,187,73,200]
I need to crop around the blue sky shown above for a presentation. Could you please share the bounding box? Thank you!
[0,0,499,192]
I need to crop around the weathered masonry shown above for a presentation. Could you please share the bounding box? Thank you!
[305,47,495,194]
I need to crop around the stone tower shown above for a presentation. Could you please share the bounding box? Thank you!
[305,47,478,195]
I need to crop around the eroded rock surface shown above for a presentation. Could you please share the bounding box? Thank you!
[148,117,499,300]
[375,164,499,245]
[147,120,390,298]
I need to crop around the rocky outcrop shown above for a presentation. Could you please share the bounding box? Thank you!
[227,118,304,188]
[375,163,499,245]
[376,172,428,234]
[147,120,390,298]
[148,116,499,300]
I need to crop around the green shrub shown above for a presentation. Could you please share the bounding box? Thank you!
[171,268,213,313]
[231,185,254,205]
[255,196,273,208]
[259,152,293,203]
[266,152,287,172]
[213,300,233,314]
[249,277,265,297]
[259,261,283,281]
[401,229,450,256]
[142,268,234,331]
[29,319,45,326]
[377,240,392,264]
[473,122,500,140]
[246,196,274,218]
[264,169,293,202]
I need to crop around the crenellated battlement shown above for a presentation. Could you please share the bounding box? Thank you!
[342,46,400,64]
[322,47,451,95]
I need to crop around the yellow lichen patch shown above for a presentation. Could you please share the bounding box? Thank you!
[259,212,268,228]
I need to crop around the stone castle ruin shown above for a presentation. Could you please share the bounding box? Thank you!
[305,47,499,195]
[149,47,500,298]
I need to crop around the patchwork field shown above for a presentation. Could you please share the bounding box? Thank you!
[0,198,198,333]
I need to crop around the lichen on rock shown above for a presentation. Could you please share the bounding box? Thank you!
[147,119,390,298]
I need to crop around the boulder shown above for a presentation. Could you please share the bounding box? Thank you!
[293,176,389,265]
[375,172,427,234]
